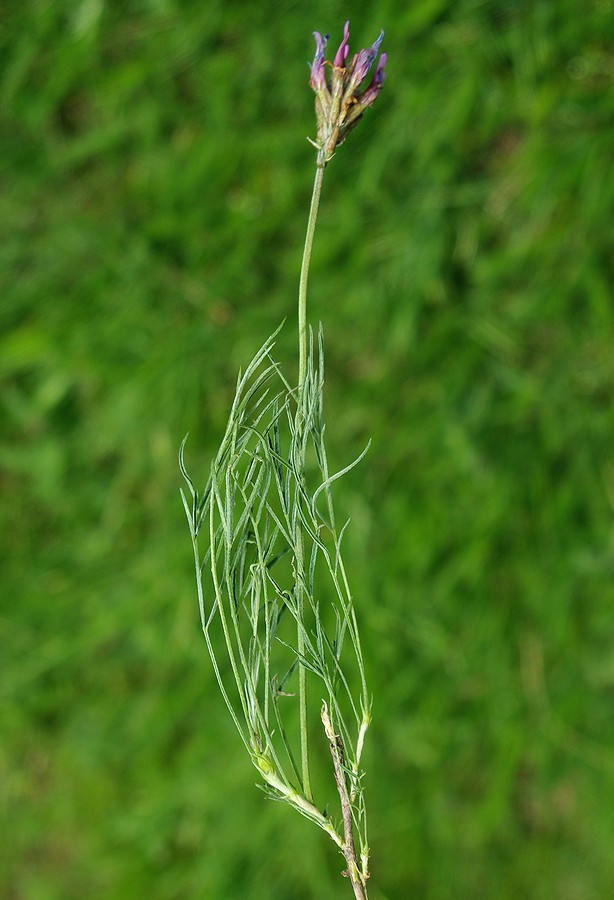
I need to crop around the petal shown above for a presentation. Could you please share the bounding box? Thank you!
[369,51,387,90]
[348,30,384,90]
[310,31,329,91]
[333,20,350,67]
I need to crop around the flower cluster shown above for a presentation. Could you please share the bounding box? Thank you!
[309,20,387,167]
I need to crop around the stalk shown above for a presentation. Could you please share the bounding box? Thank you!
[298,163,325,392]
[295,161,326,800]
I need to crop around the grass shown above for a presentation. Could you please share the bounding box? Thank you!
[1,0,614,897]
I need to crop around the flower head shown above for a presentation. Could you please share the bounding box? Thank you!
[309,20,387,167]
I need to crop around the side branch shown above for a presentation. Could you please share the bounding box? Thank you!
[321,702,369,900]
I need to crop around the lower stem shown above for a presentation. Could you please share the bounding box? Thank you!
[350,880,369,900]
[322,703,369,900]
[295,518,311,799]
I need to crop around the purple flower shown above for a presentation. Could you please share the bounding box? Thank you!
[309,21,387,167]
[309,31,329,92]
[347,30,385,91]
[355,52,387,108]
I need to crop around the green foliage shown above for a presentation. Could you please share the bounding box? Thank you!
[180,327,370,882]
[2,1,613,898]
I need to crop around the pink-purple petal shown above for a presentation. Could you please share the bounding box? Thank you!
[370,51,387,89]
[310,31,329,91]
[349,30,385,89]
[333,20,350,67]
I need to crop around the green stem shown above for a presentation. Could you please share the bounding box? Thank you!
[295,161,326,801]
[298,163,325,391]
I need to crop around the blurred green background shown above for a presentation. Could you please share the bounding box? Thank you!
[2,0,613,897]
